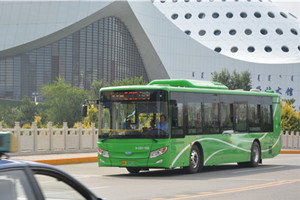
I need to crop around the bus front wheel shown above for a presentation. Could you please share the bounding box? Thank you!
[186,145,202,174]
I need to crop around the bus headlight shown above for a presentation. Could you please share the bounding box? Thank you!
[98,147,110,158]
[150,147,168,159]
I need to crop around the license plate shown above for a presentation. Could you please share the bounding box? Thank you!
[122,161,136,166]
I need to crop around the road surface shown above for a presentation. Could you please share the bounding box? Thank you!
[58,154,300,200]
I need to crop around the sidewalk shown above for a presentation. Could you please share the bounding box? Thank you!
[9,150,300,165]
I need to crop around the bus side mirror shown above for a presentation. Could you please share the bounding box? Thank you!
[82,105,88,117]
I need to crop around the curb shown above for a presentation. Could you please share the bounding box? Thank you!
[280,150,300,154]
[34,156,98,165]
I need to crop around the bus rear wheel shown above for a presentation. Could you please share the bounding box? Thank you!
[186,145,202,174]
[250,141,261,167]
[238,141,261,167]
[126,167,141,174]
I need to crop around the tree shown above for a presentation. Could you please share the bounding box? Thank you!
[82,105,98,128]
[112,76,148,86]
[89,80,104,99]
[1,106,19,128]
[281,100,300,132]
[16,96,37,127]
[42,78,88,127]
[213,69,251,90]
[36,103,48,127]
[0,105,4,121]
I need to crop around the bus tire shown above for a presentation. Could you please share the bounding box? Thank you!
[186,145,202,174]
[250,141,261,167]
[238,141,261,167]
[126,167,141,174]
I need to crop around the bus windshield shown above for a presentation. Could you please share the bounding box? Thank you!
[99,90,169,140]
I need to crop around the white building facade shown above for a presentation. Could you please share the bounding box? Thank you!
[0,0,299,107]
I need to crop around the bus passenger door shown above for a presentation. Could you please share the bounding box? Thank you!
[169,97,189,168]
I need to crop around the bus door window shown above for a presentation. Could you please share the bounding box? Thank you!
[170,92,185,138]
[112,103,121,130]
[100,106,111,136]
[186,92,203,135]
[99,92,112,137]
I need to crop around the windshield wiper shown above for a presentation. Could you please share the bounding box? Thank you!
[146,131,158,143]
[101,133,115,143]
[150,136,158,143]
[101,136,110,143]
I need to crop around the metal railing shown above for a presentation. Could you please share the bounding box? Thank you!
[1,122,299,155]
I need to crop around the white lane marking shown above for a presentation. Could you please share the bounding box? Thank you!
[89,186,109,190]
[73,175,103,179]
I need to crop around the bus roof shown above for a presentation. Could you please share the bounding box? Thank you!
[148,79,228,90]
[100,79,279,97]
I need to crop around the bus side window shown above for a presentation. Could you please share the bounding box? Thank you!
[220,102,234,133]
[248,104,261,132]
[220,95,234,133]
[261,104,273,132]
[187,102,202,135]
[203,94,220,134]
[234,102,247,132]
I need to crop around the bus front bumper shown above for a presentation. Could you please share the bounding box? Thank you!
[98,154,170,168]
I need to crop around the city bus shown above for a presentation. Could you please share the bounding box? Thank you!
[95,79,281,174]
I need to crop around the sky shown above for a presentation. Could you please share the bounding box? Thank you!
[272,0,300,19]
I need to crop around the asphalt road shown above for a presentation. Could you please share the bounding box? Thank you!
[58,154,300,200]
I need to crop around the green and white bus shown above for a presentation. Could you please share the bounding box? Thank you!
[96,79,281,174]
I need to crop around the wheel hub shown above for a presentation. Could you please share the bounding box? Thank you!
[190,150,199,169]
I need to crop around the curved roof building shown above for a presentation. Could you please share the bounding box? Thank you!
[0,0,299,107]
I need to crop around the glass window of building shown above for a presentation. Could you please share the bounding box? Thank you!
[214,47,222,52]
[199,30,206,36]
[212,12,220,19]
[0,17,148,100]
[240,12,247,18]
